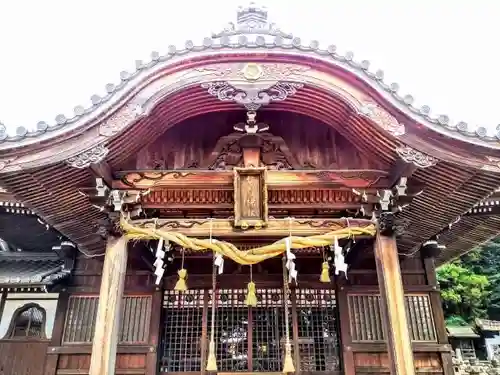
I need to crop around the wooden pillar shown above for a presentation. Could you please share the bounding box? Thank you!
[337,280,355,375]
[423,254,454,375]
[146,288,163,375]
[44,292,70,375]
[0,290,7,321]
[374,221,415,375]
[89,236,128,375]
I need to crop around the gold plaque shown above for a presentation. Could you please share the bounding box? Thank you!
[233,167,268,229]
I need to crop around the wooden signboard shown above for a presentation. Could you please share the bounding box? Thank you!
[233,167,268,229]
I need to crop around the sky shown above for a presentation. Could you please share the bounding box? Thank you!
[0,0,499,136]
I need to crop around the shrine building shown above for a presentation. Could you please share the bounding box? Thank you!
[0,4,500,375]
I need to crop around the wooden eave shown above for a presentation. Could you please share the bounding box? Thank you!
[0,115,499,263]
[2,57,500,171]
[0,59,499,262]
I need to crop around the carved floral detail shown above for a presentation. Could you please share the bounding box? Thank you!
[206,133,295,170]
[395,146,439,168]
[99,103,143,137]
[196,63,309,81]
[261,138,293,170]
[202,81,303,111]
[66,144,110,169]
[484,156,500,173]
[208,139,243,170]
[0,157,16,172]
[360,102,405,136]
[120,171,195,188]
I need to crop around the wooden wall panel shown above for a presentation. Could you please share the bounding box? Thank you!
[0,341,49,375]
[353,353,442,374]
[347,293,437,343]
[57,354,90,371]
[62,295,152,344]
[57,354,146,374]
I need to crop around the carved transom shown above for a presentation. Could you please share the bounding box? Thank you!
[202,132,300,170]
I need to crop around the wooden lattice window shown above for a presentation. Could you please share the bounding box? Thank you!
[295,289,340,372]
[405,294,436,342]
[347,293,436,342]
[160,288,341,373]
[251,288,286,372]
[63,296,98,343]
[161,289,204,372]
[62,295,152,344]
[8,304,46,339]
[348,294,384,342]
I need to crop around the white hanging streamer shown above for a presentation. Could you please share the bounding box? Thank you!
[214,253,224,275]
[285,237,298,283]
[208,218,224,274]
[332,236,348,277]
[154,238,172,285]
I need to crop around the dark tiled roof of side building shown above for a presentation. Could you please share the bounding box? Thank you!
[0,251,70,291]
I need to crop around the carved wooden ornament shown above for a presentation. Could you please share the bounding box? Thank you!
[233,167,268,229]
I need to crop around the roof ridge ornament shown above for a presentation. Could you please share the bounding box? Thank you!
[212,2,293,39]
[202,63,303,111]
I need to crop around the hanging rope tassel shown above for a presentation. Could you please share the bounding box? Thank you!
[320,247,331,283]
[206,340,217,372]
[174,249,188,291]
[174,268,188,291]
[282,343,295,373]
[282,254,295,373]
[320,261,331,283]
[206,224,218,372]
[245,265,258,307]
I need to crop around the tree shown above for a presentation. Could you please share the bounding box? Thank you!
[460,238,500,320]
[437,262,490,324]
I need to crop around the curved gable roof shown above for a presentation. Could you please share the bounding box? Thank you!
[0,4,499,151]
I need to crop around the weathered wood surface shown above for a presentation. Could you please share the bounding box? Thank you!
[113,169,389,190]
[89,236,128,375]
[125,112,385,171]
[124,217,375,238]
[375,233,415,375]
[0,341,50,375]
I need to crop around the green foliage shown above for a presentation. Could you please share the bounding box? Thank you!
[445,315,469,327]
[438,237,500,322]
[461,238,500,320]
[437,262,489,323]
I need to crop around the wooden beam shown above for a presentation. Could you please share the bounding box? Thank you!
[126,217,375,238]
[113,169,389,190]
[374,230,415,375]
[387,159,418,188]
[89,236,128,375]
[90,161,114,187]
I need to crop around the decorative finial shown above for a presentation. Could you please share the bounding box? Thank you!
[212,3,292,39]
[237,2,268,29]
[233,111,270,134]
